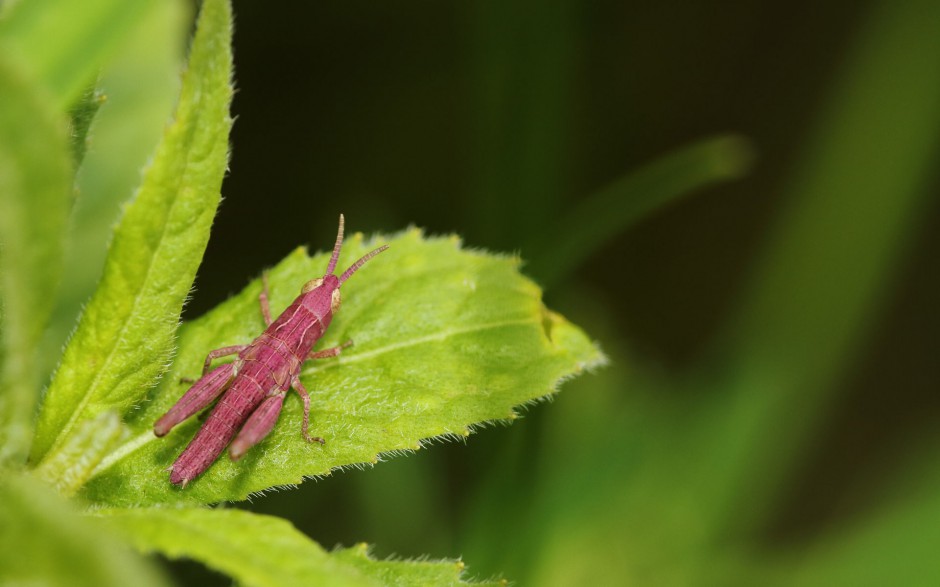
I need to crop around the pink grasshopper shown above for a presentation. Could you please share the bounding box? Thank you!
[154,215,388,486]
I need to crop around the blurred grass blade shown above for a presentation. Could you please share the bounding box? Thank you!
[525,135,752,288]
[96,508,502,586]
[710,0,940,535]
[466,0,576,249]
[772,468,940,585]
[0,55,71,465]
[40,0,188,382]
[0,0,155,111]
[0,474,169,587]
[31,0,232,469]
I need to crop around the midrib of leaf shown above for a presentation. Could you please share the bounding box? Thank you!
[305,318,542,373]
[30,0,232,466]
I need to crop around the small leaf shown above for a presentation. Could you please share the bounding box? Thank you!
[0,0,155,110]
[97,507,504,587]
[31,0,232,467]
[67,83,107,167]
[0,474,169,587]
[34,411,125,496]
[334,543,507,586]
[0,54,72,465]
[95,507,382,587]
[85,231,604,505]
[40,0,189,382]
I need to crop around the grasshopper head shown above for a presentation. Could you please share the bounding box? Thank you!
[301,274,341,313]
[300,215,388,313]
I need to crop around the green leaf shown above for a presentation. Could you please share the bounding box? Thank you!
[95,507,501,587]
[96,507,375,587]
[0,474,169,587]
[0,53,72,465]
[0,0,155,110]
[34,410,125,496]
[40,0,189,382]
[333,543,507,586]
[84,230,604,505]
[31,0,232,468]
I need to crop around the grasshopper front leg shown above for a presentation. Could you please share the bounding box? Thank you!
[307,339,353,360]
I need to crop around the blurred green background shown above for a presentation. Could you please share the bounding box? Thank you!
[80,0,940,584]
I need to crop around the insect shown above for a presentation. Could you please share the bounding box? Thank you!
[154,214,388,486]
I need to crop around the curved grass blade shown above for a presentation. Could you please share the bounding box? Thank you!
[31,0,233,469]
[525,134,753,288]
[708,0,940,537]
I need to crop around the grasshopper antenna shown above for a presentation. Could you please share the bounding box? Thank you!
[339,244,389,284]
[326,214,345,275]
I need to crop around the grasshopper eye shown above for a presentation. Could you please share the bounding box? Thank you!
[301,278,324,294]
[331,288,341,313]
